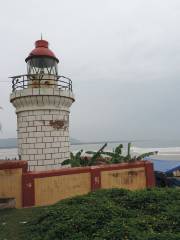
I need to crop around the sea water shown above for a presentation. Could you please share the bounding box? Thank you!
[0,140,180,172]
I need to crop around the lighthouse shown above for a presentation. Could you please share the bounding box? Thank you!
[10,39,75,171]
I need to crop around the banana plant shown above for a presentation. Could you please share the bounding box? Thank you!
[102,144,125,164]
[132,151,158,161]
[85,143,109,166]
[61,150,83,167]
[62,143,158,167]
[124,142,158,162]
[62,144,109,167]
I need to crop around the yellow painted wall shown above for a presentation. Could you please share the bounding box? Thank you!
[0,168,22,208]
[101,167,146,190]
[35,172,91,206]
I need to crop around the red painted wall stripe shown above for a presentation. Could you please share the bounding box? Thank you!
[91,167,101,191]
[22,174,35,207]
[0,160,27,172]
[145,162,156,187]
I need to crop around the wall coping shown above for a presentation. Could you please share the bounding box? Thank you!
[0,159,153,177]
[23,160,151,178]
[0,160,28,172]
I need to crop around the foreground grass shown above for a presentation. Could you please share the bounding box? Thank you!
[0,207,44,240]
[0,188,180,240]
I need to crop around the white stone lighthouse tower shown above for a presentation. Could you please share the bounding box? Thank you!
[10,39,75,171]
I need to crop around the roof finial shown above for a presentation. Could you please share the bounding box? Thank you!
[41,33,43,40]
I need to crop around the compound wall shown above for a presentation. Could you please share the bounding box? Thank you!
[0,160,155,208]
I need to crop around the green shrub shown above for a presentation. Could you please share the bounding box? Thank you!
[25,188,180,240]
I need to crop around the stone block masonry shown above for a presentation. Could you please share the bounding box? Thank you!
[17,109,70,171]
[10,88,75,171]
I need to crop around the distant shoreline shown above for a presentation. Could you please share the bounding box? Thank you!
[0,140,125,149]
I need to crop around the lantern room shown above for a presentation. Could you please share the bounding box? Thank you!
[11,39,72,91]
[25,39,59,75]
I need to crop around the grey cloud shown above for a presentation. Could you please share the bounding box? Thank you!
[0,0,180,142]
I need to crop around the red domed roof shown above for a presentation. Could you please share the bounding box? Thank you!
[25,39,59,63]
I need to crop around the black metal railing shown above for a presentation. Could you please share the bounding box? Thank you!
[10,74,72,92]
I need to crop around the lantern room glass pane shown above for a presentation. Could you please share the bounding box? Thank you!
[27,57,58,75]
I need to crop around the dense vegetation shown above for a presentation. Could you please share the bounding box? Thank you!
[1,188,174,240]
[62,143,157,167]
[1,188,179,240]
[0,207,44,240]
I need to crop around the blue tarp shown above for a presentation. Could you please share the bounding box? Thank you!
[165,165,180,174]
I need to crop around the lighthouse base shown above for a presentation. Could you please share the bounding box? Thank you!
[17,109,70,171]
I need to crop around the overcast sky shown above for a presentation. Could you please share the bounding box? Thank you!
[0,0,180,142]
